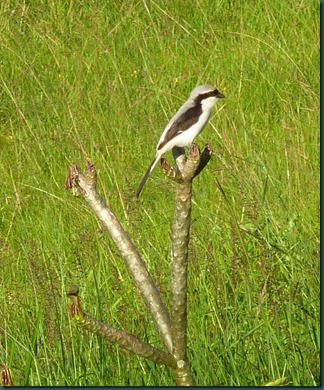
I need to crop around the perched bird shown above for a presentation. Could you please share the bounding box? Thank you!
[136,84,225,197]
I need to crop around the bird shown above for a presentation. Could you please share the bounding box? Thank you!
[136,84,225,197]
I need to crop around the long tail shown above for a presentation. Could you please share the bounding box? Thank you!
[136,155,161,197]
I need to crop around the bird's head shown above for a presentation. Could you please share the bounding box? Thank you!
[190,85,225,109]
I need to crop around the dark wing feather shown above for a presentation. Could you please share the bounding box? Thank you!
[157,104,202,151]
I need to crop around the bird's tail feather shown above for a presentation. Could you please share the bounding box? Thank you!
[136,155,160,197]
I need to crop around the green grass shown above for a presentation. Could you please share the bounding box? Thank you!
[0,0,319,386]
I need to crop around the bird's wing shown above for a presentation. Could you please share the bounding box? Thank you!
[157,98,194,147]
[157,104,202,151]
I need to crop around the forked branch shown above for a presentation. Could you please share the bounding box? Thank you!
[65,144,213,386]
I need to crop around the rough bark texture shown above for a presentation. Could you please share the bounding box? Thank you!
[66,145,213,386]
[67,160,172,353]
[171,181,192,361]
[67,286,176,367]
[170,181,195,386]
[167,144,211,386]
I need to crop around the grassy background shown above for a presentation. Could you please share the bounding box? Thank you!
[0,0,319,386]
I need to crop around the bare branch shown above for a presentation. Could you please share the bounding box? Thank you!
[193,143,213,178]
[66,160,172,353]
[166,144,212,385]
[65,144,213,386]
[67,286,177,367]
[169,146,202,361]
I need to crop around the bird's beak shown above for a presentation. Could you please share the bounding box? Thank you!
[217,92,225,98]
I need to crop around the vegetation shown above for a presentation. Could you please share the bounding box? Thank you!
[0,0,319,386]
